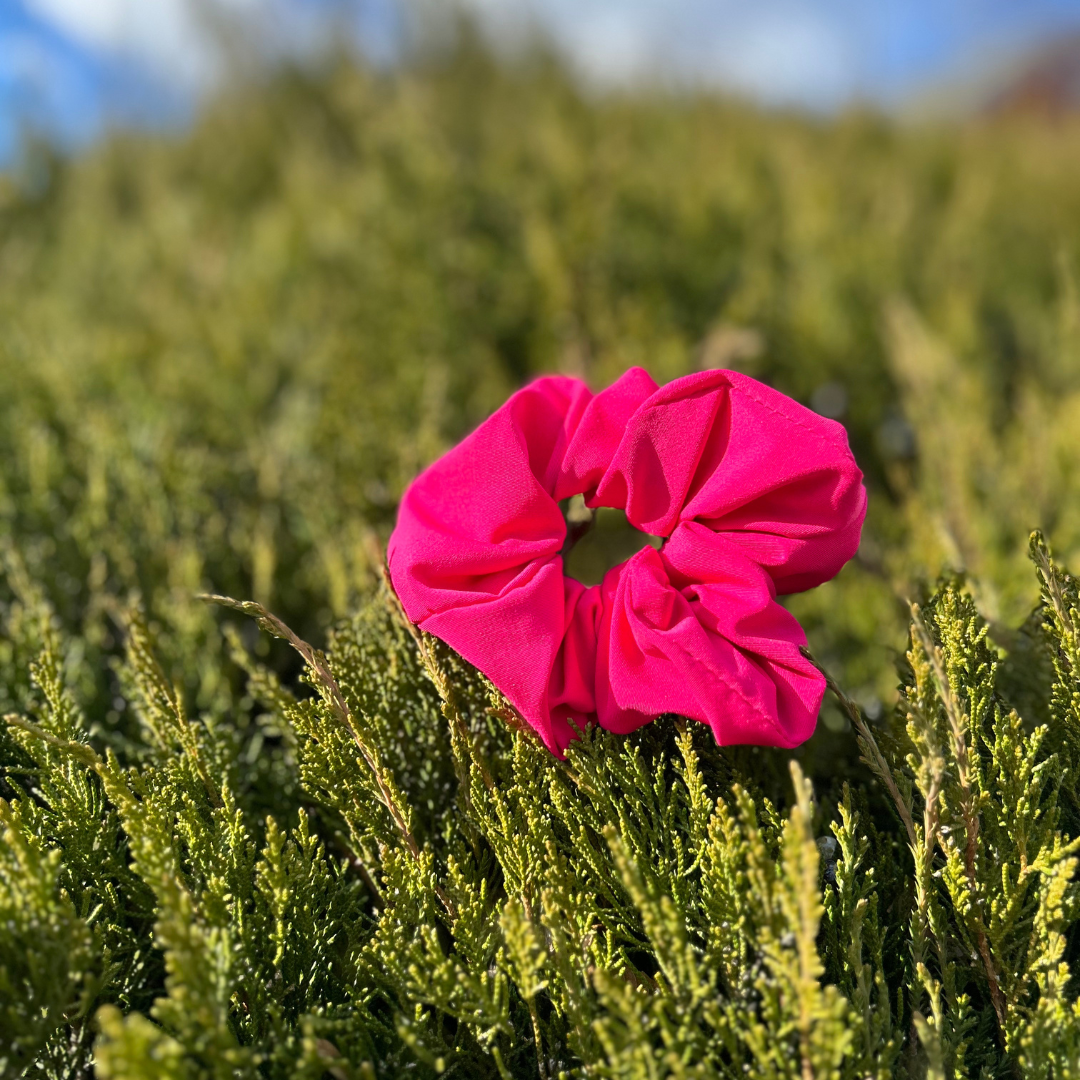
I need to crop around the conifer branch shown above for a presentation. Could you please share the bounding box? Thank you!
[3,713,102,771]
[910,603,1008,1038]
[1032,530,1076,639]
[103,599,223,808]
[199,592,457,921]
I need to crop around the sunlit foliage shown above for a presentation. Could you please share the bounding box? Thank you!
[4,34,1080,1076]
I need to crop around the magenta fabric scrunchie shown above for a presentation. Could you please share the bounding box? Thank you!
[388,367,866,756]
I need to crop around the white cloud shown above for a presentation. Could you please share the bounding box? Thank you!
[704,8,857,108]
[559,7,665,84]
[456,0,862,107]
[23,0,866,108]
[24,0,278,88]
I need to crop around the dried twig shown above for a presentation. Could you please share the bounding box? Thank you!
[800,647,916,851]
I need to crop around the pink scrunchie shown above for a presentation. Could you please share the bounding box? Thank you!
[388,368,866,756]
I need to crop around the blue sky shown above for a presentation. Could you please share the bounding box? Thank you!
[3,0,1080,162]
[462,0,1080,105]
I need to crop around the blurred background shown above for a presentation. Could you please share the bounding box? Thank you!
[3,0,1080,742]
[8,0,1080,155]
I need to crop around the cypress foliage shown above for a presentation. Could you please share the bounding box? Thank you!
[3,535,1080,1076]
[5,36,1080,1079]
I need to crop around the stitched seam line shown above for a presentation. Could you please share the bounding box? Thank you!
[728,380,852,457]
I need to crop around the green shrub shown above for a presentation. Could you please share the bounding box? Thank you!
[5,33,1080,1077]
[3,536,1080,1077]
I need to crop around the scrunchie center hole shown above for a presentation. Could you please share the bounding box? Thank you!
[560,494,662,586]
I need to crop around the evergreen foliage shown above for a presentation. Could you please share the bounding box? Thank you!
[4,31,1080,1077]
[4,538,1080,1075]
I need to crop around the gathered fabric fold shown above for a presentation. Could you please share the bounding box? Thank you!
[388,367,866,755]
